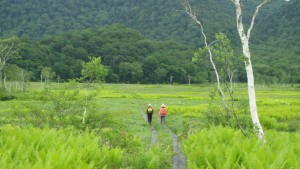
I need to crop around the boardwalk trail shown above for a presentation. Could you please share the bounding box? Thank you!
[142,112,186,169]
[142,113,157,145]
[165,126,187,169]
[133,91,186,168]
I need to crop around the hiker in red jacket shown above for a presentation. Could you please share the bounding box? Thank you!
[159,104,167,125]
[146,104,154,127]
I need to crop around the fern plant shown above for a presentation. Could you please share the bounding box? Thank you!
[183,126,300,169]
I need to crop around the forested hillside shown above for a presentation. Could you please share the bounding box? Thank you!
[5,25,210,84]
[0,0,233,47]
[252,0,300,84]
[0,0,299,84]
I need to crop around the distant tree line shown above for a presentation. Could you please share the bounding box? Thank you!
[0,25,214,84]
[0,25,299,84]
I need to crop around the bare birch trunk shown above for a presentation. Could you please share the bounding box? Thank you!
[82,88,88,124]
[8,84,11,92]
[40,74,43,89]
[21,69,24,92]
[15,81,18,90]
[0,45,15,89]
[170,75,174,85]
[184,1,231,119]
[0,72,2,86]
[232,0,268,140]
[3,73,7,91]
[188,75,191,85]
[228,69,235,93]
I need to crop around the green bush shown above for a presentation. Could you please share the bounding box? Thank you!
[288,120,300,132]
[0,87,16,101]
[84,111,113,130]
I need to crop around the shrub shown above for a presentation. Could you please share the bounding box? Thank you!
[288,120,300,132]
[84,111,113,130]
[0,87,16,101]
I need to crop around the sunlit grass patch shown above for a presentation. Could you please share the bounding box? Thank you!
[1,82,300,168]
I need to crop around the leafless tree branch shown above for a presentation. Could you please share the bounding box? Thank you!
[182,0,231,119]
[247,0,269,39]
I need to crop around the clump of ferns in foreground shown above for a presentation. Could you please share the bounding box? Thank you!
[183,126,300,169]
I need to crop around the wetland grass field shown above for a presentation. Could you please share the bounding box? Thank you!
[0,83,299,168]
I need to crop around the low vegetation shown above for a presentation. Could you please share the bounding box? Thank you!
[0,83,299,168]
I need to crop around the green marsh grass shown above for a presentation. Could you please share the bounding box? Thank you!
[0,83,299,168]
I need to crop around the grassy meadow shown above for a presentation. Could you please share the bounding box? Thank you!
[0,82,299,168]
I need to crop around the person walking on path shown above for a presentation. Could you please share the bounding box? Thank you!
[146,104,154,127]
[159,104,167,125]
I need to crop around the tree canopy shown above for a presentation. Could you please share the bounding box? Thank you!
[0,0,298,84]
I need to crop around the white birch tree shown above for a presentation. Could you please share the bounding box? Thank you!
[0,43,18,86]
[183,0,269,140]
[81,56,108,124]
[41,67,56,88]
[231,0,268,140]
[184,2,231,119]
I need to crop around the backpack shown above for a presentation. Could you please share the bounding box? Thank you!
[160,108,167,116]
[147,107,153,113]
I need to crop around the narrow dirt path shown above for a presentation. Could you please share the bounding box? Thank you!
[165,126,187,169]
[142,112,186,168]
[135,94,186,168]
[142,113,157,145]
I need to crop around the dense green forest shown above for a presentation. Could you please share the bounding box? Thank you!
[0,0,299,84]
[2,25,208,83]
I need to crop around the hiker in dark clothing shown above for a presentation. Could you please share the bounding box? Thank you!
[146,104,154,127]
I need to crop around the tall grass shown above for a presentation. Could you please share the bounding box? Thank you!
[0,126,123,168]
[1,83,299,168]
[183,126,300,169]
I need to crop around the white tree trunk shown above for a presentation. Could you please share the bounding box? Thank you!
[245,58,264,139]
[40,74,43,89]
[0,43,17,74]
[15,81,18,90]
[0,72,2,86]
[82,88,88,124]
[20,69,24,92]
[232,0,268,140]
[4,73,8,91]
[188,75,191,85]
[184,1,231,118]
[228,69,235,93]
